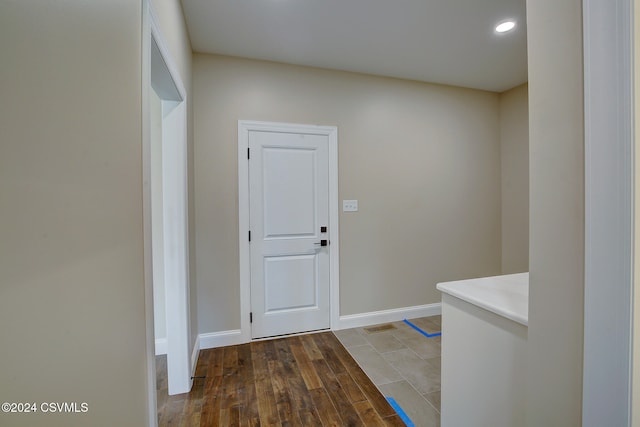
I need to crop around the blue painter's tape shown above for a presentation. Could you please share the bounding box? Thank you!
[403,319,442,338]
[386,397,415,427]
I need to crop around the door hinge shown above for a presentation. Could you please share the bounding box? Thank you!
[248,230,251,242]
[247,147,250,159]
[250,312,253,323]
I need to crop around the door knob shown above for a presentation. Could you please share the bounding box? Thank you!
[314,240,328,247]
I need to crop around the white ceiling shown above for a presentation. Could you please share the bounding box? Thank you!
[181,0,527,93]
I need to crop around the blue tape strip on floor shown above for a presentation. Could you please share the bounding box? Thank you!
[403,318,442,338]
[386,397,415,427]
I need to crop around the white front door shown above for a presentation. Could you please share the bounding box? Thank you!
[248,129,331,339]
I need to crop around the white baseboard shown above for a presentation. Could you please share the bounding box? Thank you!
[336,303,441,330]
[155,338,167,356]
[190,337,200,379]
[196,303,441,349]
[199,329,244,350]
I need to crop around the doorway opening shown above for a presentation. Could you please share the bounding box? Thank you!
[149,21,191,396]
[142,4,192,425]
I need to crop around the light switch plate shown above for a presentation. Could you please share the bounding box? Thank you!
[343,200,358,212]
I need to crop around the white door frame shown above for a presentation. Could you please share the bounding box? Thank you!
[142,1,192,422]
[582,0,635,425]
[238,120,340,342]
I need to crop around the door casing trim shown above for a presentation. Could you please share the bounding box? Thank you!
[238,120,339,342]
[582,0,634,424]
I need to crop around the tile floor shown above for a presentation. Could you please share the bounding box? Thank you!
[334,316,442,427]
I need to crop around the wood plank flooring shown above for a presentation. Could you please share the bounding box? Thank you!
[157,332,405,426]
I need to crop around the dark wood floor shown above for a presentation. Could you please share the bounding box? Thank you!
[157,331,406,426]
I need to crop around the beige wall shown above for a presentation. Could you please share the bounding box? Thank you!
[0,1,148,426]
[499,83,529,274]
[194,54,502,333]
[526,0,584,425]
[149,0,197,352]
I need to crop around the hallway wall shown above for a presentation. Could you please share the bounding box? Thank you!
[0,1,148,425]
[500,83,529,274]
[526,0,585,425]
[193,54,503,333]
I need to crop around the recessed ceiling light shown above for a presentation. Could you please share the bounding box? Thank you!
[495,20,516,33]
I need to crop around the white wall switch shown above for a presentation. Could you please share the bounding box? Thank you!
[343,200,358,212]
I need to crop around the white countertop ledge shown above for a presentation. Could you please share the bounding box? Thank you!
[436,272,529,326]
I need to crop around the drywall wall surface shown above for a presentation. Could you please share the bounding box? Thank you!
[0,1,148,426]
[193,54,502,332]
[526,0,585,425]
[500,83,529,274]
[150,0,192,90]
